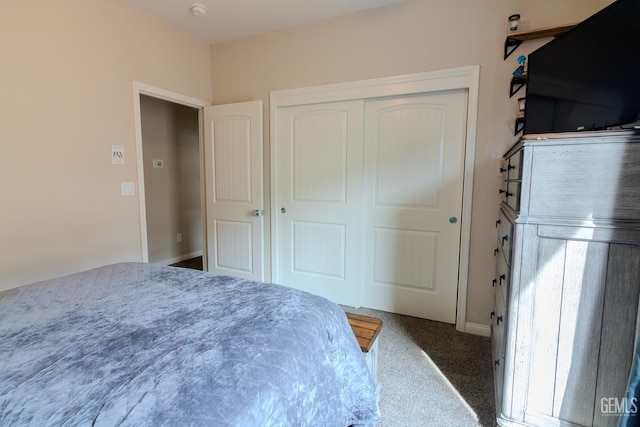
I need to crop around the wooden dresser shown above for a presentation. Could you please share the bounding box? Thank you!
[492,130,640,426]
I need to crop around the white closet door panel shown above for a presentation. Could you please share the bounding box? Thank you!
[375,104,444,207]
[362,90,467,323]
[372,227,438,289]
[292,112,347,203]
[292,221,345,278]
[275,100,364,306]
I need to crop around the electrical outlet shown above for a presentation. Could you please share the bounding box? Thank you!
[177,233,182,243]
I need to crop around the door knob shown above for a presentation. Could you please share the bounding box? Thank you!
[281,207,286,214]
[251,209,264,217]
[449,216,457,223]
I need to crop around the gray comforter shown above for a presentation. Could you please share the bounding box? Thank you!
[0,262,380,426]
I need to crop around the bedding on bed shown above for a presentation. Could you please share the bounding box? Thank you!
[0,262,380,426]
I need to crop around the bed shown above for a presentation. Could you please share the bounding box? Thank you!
[0,262,380,426]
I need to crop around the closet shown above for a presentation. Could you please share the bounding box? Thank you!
[270,68,478,323]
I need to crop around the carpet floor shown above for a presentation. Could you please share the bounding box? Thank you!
[344,307,496,427]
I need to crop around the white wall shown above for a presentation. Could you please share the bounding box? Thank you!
[209,0,612,326]
[0,0,211,290]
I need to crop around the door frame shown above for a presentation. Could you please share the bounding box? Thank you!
[132,82,209,266]
[270,66,480,332]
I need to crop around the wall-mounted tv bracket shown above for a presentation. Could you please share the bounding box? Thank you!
[504,37,523,60]
[510,75,527,97]
[514,114,524,135]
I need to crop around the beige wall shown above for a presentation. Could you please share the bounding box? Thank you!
[141,96,202,264]
[209,0,611,326]
[0,0,614,323]
[0,0,211,290]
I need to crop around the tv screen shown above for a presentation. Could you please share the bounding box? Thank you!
[523,0,640,135]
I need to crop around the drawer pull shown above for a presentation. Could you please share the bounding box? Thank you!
[505,191,513,198]
[494,359,500,369]
[500,166,507,173]
[499,274,506,286]
[496,219,501,228]
[497,315,503,325]
[494,248,499,256]
[508,164,516,170]
[502,235,509,245]
[490,311,495,319]
[499,189,506,194]
[492,278,497,287]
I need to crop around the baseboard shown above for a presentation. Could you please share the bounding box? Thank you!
[157,251,203,266]
[464,322,491,337]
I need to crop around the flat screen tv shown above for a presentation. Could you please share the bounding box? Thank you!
[523,0,640,135]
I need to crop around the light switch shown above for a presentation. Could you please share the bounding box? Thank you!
[121,182,135,196]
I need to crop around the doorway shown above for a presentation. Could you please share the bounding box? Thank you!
[140,95,202,267]
[132,82,210,268]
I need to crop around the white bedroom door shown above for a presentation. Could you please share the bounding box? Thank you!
[361,90,467,323]
[203,100,264,281]
[275,100,365,307]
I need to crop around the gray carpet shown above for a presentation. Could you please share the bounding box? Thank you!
[343,307,496,427]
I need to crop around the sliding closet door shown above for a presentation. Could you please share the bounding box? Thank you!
[361,90,467,323]
[275,100,364,307]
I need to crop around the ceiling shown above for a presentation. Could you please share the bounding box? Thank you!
[120,0,405,45]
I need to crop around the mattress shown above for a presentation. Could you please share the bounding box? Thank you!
[0,262,380,426]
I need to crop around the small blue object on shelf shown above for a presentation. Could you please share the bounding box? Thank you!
[513,65,525,78]
[514,55,527,77]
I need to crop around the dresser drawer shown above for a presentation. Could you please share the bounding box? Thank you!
[499,178,509,204]
[526,141,640,221]
[496,247,510,304]
[507,149,523,181]
[492,288,506,407]
[506,180,521,212]
[497,210,514,266]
